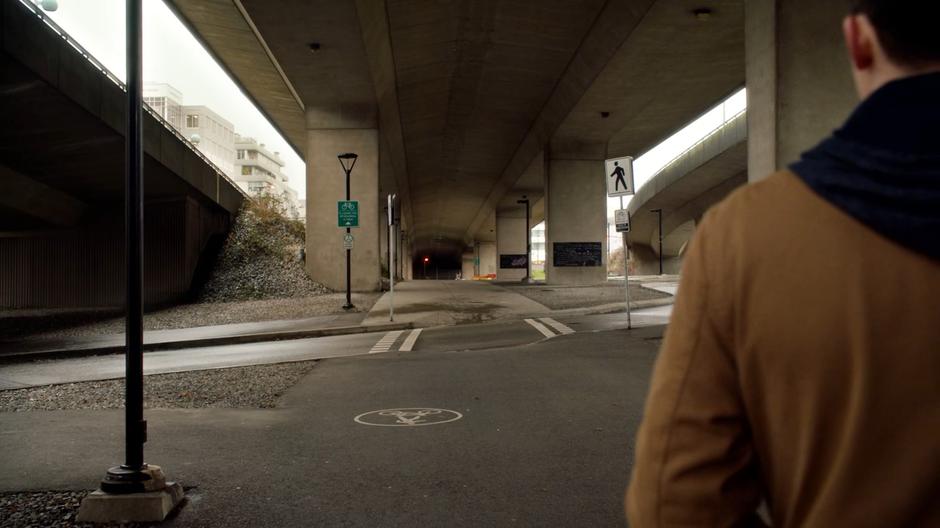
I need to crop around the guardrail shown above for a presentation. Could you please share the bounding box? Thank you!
[17,0,249,199]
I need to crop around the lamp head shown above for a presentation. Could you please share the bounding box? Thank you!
[337,152,358,172]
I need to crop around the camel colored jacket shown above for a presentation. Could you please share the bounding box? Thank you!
[626,171,940,527]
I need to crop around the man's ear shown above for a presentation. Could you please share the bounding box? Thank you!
[843,14,874,70]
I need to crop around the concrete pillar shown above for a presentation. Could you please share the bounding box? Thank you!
[545,144,607,285]
[496,207,528,281]
[305,106,381,291]
[478,241,497,277]
[746,0,856,181]
[461,250,475,280]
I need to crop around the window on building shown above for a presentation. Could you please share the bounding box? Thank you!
[236,150,245,160]
[248,151,258,160]
[241,166,252,176]
[186,114,199,128]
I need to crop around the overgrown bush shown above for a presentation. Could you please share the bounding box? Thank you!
[199,193,330,302]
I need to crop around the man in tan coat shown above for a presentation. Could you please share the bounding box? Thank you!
[626,1,939,526]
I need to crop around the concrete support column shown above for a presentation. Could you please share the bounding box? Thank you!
[478,241,497,278]
[545,144,607,285]
[746,0,856,181]
[496,207,528,281]
[305,106,381,291]
[461,249,475,280]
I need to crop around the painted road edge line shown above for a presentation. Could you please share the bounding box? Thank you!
[369,330,405,354]
[540,317,575,335]
[399,328,423,352]
[524,318,556,339]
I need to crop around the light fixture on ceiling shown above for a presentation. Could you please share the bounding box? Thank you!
[693,8,713,21]
[309,42,321,53]
[600,111,611,119]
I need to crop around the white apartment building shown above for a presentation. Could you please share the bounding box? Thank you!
[181,105,237,179]
[143,83,183,130]
[234,135,301,219]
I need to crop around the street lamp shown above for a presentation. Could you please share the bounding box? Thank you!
[423,256,429,279]
[338,153,358,310]
[516,196,530,282]
[650,208,663,275]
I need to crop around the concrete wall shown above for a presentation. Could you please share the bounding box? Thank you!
[0,197,228,308]
[461,251,475,280]
[305,113,381,291]
[545,147,607,285]
[496,212,528,281]
[746,0,856,181]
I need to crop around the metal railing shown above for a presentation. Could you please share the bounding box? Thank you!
[16,0,249,199]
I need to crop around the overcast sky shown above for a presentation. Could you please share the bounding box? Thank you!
[43,0,307,196]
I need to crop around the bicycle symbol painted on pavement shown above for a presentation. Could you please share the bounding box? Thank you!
[354,408,463,427]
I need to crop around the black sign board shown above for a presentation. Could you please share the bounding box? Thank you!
[553,242,602,267]
[499,254,528,269]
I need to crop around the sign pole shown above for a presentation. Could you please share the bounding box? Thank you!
[620,196,632,330]
[388,194,395,322]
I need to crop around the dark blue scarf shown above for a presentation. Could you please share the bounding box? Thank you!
[790,72,940,260]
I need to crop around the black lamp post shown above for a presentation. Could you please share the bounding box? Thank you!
[338,153,358,310]
[516,196,530,282]
[651,208,663,275]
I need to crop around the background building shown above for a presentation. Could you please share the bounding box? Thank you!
[180,104,236,179]
[234,135,300,218]
[143,83,183,130]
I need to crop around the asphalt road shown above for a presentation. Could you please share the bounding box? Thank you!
[0,306,671,389]
[0,322,666,527]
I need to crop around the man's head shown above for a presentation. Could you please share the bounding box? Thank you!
[844,1,940,99]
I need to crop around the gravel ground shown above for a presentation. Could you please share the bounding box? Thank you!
[501,282,671,310]
[0,490,146,528]
[0,361,318,413]
[1,293,381,341]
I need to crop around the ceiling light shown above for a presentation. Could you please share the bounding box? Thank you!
[693,8,713,21]
[309,42,321,52]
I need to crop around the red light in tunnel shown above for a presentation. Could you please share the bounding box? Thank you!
[423,257,429,263]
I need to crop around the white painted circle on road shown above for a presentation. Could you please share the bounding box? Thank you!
[354,408,463,427]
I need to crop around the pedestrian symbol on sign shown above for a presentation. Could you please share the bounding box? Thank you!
[604,156,635,197]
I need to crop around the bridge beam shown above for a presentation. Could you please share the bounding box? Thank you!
[0,164,86,228]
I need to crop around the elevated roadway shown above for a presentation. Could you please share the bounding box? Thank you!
[0,0,247,308]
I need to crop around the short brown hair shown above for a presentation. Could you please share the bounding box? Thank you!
[851,0,940,66]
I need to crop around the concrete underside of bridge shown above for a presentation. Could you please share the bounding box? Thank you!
[167,0,748,288]
[0,1,244,309]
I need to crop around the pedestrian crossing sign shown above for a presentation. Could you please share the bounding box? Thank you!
[605,156,635,197]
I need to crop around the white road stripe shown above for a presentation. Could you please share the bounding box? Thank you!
[399,328,423,352]
[524,318,556,339]
[369,330,405,354]
[540,317,575,335]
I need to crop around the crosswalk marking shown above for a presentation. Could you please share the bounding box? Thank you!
[524,318,556,339]
[399,328,423,352]
[539,317,575,335]
[369,330,405,354]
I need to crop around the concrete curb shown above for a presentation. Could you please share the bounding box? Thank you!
[0,322,415,364]
[540,297,674,318]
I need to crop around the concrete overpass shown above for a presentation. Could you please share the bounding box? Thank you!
[627,108,747,275]
[163,0,855,289]
[0,0,246,308]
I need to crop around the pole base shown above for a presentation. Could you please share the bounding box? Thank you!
[77,465,183,523]
[342,304,356,311]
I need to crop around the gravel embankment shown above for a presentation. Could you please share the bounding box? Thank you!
[2,293,381,341]
[0,490,145,528]
[0,360,318,413]
[501,282,671,310]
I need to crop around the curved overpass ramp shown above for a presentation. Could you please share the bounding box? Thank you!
[627,110,747,275]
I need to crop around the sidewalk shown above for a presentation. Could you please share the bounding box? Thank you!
[0,311,410,362]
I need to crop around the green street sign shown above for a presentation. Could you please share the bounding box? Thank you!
[337,200,359,228]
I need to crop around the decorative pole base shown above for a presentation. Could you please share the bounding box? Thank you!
[76,465,183,523]
[343,304,355,310]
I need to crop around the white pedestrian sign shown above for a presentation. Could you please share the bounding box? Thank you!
[605,156,635,197]
[343,233,354,250]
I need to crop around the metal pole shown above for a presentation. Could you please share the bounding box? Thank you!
[388,194,395,322]
[657,209,663,275]
[124,0,145,472]
[344,168,353,310]
[621,196,631,329]
[524,200,530,281]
